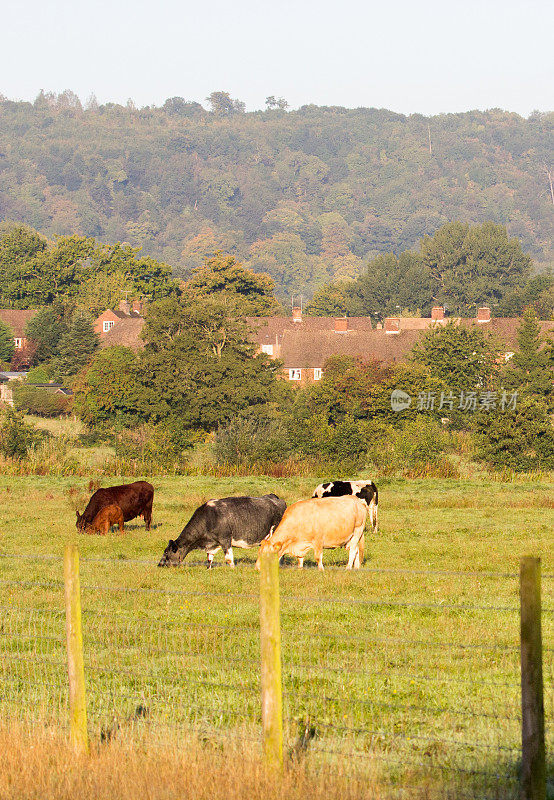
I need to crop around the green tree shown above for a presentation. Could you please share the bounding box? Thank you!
[55,315,99,377]
[138,295,286,430]
[502,308,554,408]
[474,396,554,471]
[206,91,245,115]
[185,252,281,315]
[411,321,498,391]
[0,408,33,459]
[25,302,69,363]
[73,346,142,426]
[0,319,15,362]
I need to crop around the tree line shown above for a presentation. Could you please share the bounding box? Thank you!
[0,93,552,299]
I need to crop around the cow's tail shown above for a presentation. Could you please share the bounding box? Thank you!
[371,485,378,532]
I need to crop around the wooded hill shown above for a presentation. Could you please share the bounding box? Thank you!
[0,93,552,299]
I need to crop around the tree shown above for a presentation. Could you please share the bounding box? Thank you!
[206,91,245,115]
[0,225,48,308]
[419,222,531,315]
[73,346,141,426]
[25,302,69,363]
[502,308,554,408]
[185,252,281,315]
[411,321,498,391]
[305,282,362,316]
[0,319,15,362]
[55,315,99,377]
[138,295,286,431]
[474,396,554,471]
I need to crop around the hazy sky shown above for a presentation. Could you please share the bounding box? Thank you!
[3,0,553,116]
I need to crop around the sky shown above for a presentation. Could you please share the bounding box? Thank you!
[2,0,553,116]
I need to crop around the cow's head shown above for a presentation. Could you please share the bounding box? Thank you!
[355,484,374,507]
[75,510,86,532]
[158,539,182,567]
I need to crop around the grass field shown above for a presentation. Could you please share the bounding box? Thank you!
[1,473,553,799]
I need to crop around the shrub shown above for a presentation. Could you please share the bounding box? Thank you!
[473,396,554,471]
[0,408,35,459]
[114,418,197,468]
[367,417,454,476]
[214,411,293,466]
[12,384,71,417]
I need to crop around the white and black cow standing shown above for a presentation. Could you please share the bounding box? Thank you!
[158,493,287,568]
[312,480,378,533]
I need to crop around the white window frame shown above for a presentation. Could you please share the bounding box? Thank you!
[13,338,23,349]
[314,368,323,381]
[261,344,274,356]
[289,368,302,381]
[103,320,115,333]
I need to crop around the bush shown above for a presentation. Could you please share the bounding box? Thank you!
[214,411,293,466]
[12,384,71,417]
[114,418,197,468]
[0,408,35,459]
[367,417,455,476]
[473,396,554,471]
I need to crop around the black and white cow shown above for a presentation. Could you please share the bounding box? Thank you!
[312,480,378,532]
[158,494,287,568]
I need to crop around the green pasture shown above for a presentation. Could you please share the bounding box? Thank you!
[0,474,553,797]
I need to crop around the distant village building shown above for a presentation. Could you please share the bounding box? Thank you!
[0,310,38,353]
[94,299,146,350]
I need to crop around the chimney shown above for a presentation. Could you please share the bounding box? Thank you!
[131,300,143,316]
[118,299,131,315]
[476,307,491,323]
[384,317,401,334]
[431,306,445,321]
[292,307,302,323]
[334,317,348,333]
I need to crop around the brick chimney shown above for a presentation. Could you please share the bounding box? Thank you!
[431,306,445,321]
[476,307,491,323]
[118,299,131,315]
[384,317,400,334]
[334,317,348,333]
[292,307,302,323]
[131,300,143,315]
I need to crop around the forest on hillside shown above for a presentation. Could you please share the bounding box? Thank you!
[0,91,552,300]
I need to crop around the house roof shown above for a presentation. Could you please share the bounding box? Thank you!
[0,310,38,337]
[101,317,146,350]
[279,329,422,369]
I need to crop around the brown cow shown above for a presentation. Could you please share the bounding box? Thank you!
[84,504,125,535]
[255,495,367,571]
[76,481,154,532]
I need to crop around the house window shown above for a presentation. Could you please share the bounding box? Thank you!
[13,338,23,349]
[314,368,322,381]
[103,320,115,333]
[289,368,302,381]
[261,344,274,356]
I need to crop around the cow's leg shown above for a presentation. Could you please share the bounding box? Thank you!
[314,546,324,571]
[224,547,235,568]
[143,497,153,531]
[354,534,365,567]
[347,524,365,569]
[206,546,221,569]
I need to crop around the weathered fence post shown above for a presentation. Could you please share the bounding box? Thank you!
[259,550,283,770]
[64,543,89,755]
[520,556,545,800]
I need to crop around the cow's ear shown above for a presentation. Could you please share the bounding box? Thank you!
[75,510,80,519]
[168,539,177,552]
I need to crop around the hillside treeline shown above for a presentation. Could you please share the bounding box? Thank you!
[0,92,552,299]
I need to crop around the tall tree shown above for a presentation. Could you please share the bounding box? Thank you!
[0,319,15,362]
[55,315,99,377]
[503,308,554,408]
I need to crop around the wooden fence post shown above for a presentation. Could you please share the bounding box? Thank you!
[259,550,283,770]
[64,543,89,755]
[520,556,545,800]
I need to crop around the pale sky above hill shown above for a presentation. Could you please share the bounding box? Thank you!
[2,0,553,116]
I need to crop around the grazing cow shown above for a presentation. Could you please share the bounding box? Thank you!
[158,494,287,568]
[76,481,154,532]
[312,479,378,532]
[255,495,367,571]
[84,504,125,536]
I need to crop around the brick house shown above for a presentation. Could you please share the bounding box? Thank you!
[94,300,146,351]
[250,307,554,384]
[0,310,38,353]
